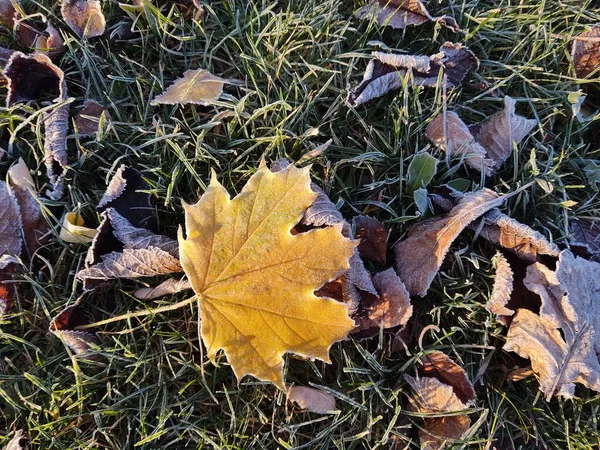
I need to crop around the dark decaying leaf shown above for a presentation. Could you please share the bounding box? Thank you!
[4,52,66,106]
[504,251,600,400]
[61,0,106,38]
[395,189,505,296]
[354,215,387,265]
[43,102,69,200]
[485,252,514,320]
[352,268,412,337]
[0,180,22,257]
[49,304,99,355]
[570,219,600,260]
[355,0,458,31]
[8,158,49,255]
[347,43,478,107]
[572,24,600,79]
[0,255,18,316]
[0,0,19,29]
[75,100,111,136]
[134,277,192,300]
[98,165,158,232]
[287,386,337,414]
[427,97,536,174]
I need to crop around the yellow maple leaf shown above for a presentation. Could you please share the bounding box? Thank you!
[178,162,357,389]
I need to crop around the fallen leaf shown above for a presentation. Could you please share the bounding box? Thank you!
[355,0,458,31]
[572,24,600,79]
[43,102,69,200]
[287,386,336,414]
[354,215,387,265]
[61,0,106,38]
[59,212,98,243]
[427,97,536,174]
[75,100,111,136]
[414,187,430,216]
[97,165,158,232]
[485,252,514,320]
[407,152,438,194]
[50,304,99,355]
[0,180,22,257]
[347,43,478,107]
[0,255,18,316]
[0,0,19,29]
[504,250,600,399]
[395,189,506,296]
[34,22,65,57]
[2,430,25,450]
[151,69,240,106]
[418,351,475,404]
[8,158,49,255]
[179,163,356,388]
[570,219,600,260]
[134,278,192,300]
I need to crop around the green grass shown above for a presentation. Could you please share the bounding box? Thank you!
[1,0,600,448]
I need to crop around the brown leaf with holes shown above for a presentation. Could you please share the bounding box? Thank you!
[395,189,506,296]
[355,0,458,31]
[347,43,478,107]
[572,24,600,79]
[62,0,106,38]
[504,250,600,400]
[287,386,337,414]
[354,215,387,265]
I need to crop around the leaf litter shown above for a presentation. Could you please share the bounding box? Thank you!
[287,386,337,414]
[152,69,241,106]
[61,0,106,38]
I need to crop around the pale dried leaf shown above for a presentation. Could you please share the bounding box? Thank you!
[572,24,600,79]
[59,212,98,243]
[75,100,110,136]
[4,52,66,106]
[179,164,356,388]
[34,22,65,57]
[354,215,387,265]
[3,430,25,450]
[98,165,157,231]
[504,250,600,399]
[395,189,505,296]
[134,278,192,300]
[420,415,471,450]
[418,351,475,405]
[365,268,412,329]
[0,180,22,257]
[152,69,240,106]
[570,219,600,258]
[287,386,336,414]
[43,102,69,200]
[485,252,514,318]
[347,43,478,107]
[405,375,471,413]
[61,0,106,38]
[474,96,537,169]
[355,0,458,31]
[77,247,182,280]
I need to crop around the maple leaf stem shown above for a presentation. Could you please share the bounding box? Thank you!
[74,296,197,330]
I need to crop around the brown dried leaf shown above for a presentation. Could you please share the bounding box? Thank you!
[420,415,471,450]
[572,24,600,79]
[355,0,458,31]
[354,215,387,265]
[570,219,600,259]
[395,189,505,296]
[347,43,478,107]
[287,386,337,414]
[504,250,600,399]
[0,0,19,29]
[0,180,22,258]
[0,255,18,316]
[418,351,475,405]
[49,304,99,355]
[134,278,191,300]
[34,22,65,57]
[485,252,514,319]
[152,69,240,106]
[75,100,110,136]
[98,165,158,231]
[61,0,106,38]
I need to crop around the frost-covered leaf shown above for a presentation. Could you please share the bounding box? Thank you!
[485,252,514,320]
[0,254,18,316]
[572,24,600,79]
[98,165,158,231]
[414,187,429,216]
[134,278,191,300]
[287,386,337,414]
[0,180,22,257]
[179,163,356,389]
[570,219,600,260]
[395,189,505,296]
[504,250,600,400]
[355,0,458,31]
[61,0,106,38]
[347,43,478,107]
[418,351,475,405]
[354,215,387,265]
[0,0,19,29]
[49,304,99,355]
[407,152,438,193]
[152,69,240,106]
[75,100,110,136]
[43,102,69,200]
[34,22,65,57]
[59,212,98,243]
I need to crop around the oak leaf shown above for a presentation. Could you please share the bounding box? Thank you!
[152,69,240,106]
[178,163,356,389]
[355,0,458,31]
[504,250,600,399]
